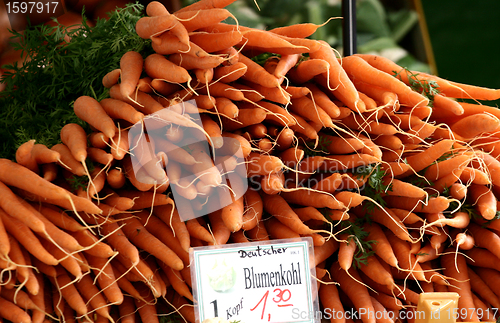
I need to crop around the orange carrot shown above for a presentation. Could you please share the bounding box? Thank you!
[357,206,412,243]
[117,296,136,323]
[389,208,422,225]
[343,55,428,108]
[169,52,225,70]
[1,284,38,311]
[359,255,396,292]
[310,41,365,112]
[52,272,89,318]
[305,83,341,118]
[221,132,253,160]
[287,58,330,85]
[102,68,121,88]
[425,211,470,230]
[467,267,500,309]
[175,8,234,32]
[292,155,327,185]
[261,172,285,195]
[40,165,58,187]
[467,223,500,260]
[207,208,231,245]
[274,54,301,80]
[122,155,154,192]
[382,177,427,199]
[385,232,426,281]
[289,113,319,140]
[222,106,267,131]
[101,221,140,266]
[296,206,346,223]
[73,96,117,139]
[340,114,398,136]
[281,189,345,210]
[15,139,39,173]
[269,21,330,38]
[402,139,456,173]
[186,218,214,244]
[133,283,160,323]
[119,50,144,101]
[314,238,339,266]
[72,230,115,259]
[240,80,290,105]
[441,251,480,322]
[334,191,366,208]
[460,167,490,186]
[107,167,126,189]
[238,52,280,88]
[146,1,169,15]
[289,96,333,127]
[220,193,244,233]
[278,148,304,170]
[320,153,381,172]
[213,62,247,83]
[353,79,399,109]
[0,180,48,237]
[246,152,283,177]
[118,213,183,271]
[467,184,497,220]
[60,123,87,164]
[262,193,315,235]
[453,230,475,251]
[88,131,109,149]
[239,188,263,232]
[338,233,357,271]
[175,0,237,12]
[76,273,113,320]
[423,153,472,182]
[384,195,450,214]
[135,14,177,39]
[265,216,301,240]
[318,276,346,323]
[1,159,102,214]
[189,30,243,53]
[144,53,192,85]
[363,222,398,268]
[19,200,82,253]
[163,265,193,301]
[452,113,500,140]
[430,93,464,116]
[110,84,164,115]
[331,262,376,323]
[51,143,86,176]
[100,98,144,125]
[0,295,33,323]
[137,214,190,266]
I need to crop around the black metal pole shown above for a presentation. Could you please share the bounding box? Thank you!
[342,0,357,56]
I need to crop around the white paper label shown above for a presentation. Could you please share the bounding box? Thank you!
[190,238,319,323]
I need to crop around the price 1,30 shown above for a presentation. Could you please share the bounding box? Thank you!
[209,289,293,322]
[250,288,293,321]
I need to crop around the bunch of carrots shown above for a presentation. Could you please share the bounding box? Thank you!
[2,0,500,322]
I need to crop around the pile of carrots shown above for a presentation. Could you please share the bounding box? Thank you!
[2,0,500,322]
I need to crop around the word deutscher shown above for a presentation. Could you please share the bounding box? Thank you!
[238,245,287,258]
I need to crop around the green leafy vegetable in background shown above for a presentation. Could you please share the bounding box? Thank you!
[0,2,151,160]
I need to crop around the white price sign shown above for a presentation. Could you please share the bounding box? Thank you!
[190,238,319,323]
